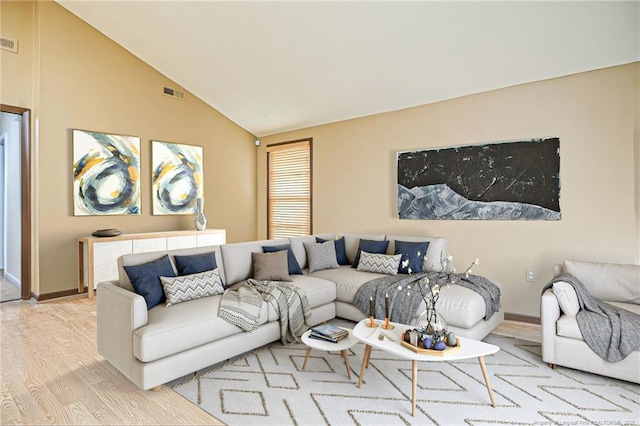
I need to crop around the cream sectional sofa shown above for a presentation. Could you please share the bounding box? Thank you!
[97,232,504,390]
[541,260,640,384]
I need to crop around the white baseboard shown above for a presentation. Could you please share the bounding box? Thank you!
[5,272,20,287]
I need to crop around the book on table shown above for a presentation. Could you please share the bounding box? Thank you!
[310,324,349,343]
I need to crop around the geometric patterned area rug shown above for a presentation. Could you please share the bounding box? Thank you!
[170,328,640,425]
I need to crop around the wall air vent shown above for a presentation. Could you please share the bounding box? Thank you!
[0,36,18,54]
[163,86,185,101]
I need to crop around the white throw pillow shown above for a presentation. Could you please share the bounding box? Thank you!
[357,251,402,275]
[161,268,224,307]
[552,281,580,316]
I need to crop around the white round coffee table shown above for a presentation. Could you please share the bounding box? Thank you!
[301,327,358,379]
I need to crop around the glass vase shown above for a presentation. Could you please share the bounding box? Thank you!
[414,307,448,343]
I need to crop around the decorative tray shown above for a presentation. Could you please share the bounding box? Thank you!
[400,340,461,356]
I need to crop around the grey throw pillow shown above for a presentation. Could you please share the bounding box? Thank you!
[357,251,402,275]
[160,268,224,307]
[252,250,292,281]
[304,240,340,273]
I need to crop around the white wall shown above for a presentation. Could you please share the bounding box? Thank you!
[1,112,21,286]
[0,137,4,270]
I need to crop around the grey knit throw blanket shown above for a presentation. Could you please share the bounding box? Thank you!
[544,273,640,362]
[353,272,501,325]
[218,279,311,345]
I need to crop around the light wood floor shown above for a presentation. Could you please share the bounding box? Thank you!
[1,297,540,425]
[0,275,21,303]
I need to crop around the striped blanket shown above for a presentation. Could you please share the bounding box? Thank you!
[218,279,311,345]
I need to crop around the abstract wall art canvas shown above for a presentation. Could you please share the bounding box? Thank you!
[397,137,560,220]
[152,141,203,215]
[72,130,141,216]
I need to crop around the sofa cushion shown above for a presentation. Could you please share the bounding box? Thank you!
[606,301,640,315]
[351,239,389,268]
[304,240,340,273]
[394,240,430,274]
[341,233,386,265]
[556,314,583,340]
[316,236,349,265]
[252,251,292,281]
[386,235,448,272]
[564,260,640,305]
[124,255,176,309]
[433,285,487,329]
[262,244,303,275]
[266,275,337,322]
[174,252,218,276]
[357,252,401,275]
[309,265,388,303]
[133,294,269,362]
[552,281,580,316]
[160,268,224,307]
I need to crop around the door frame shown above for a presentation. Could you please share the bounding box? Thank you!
[0,104,32,300]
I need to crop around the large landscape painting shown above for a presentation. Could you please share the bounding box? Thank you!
[397,137,561,220]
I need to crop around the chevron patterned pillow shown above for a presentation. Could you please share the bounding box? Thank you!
[160,268,224,307]
[357,251,402,275]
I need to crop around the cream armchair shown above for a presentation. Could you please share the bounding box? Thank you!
[541,260,640,384]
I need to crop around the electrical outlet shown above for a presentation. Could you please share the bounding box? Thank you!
[526,269,536,282]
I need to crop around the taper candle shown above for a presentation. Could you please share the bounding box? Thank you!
[369,296,374,318]
[385,293,389,319]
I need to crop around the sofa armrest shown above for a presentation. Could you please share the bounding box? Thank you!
[97,281,148,380]
[540,288,561,363]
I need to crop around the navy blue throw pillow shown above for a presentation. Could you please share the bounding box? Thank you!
[316,236,349,265]
[394,240,431,274]
[124,255,176,309]
[262,244,303,275]
[351,239,389,268]
[174,252,217,275]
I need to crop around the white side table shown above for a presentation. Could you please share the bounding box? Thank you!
[301,327,358,379]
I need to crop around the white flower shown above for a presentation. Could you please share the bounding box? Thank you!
[474,258,480,265]
[401,259,410,268]
[432,284,440,294]
[396,285,402,291]
[447,255,454,261]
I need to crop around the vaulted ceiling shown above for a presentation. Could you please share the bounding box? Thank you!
[57,1,639,137]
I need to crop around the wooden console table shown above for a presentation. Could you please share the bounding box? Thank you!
[78,229,226,298]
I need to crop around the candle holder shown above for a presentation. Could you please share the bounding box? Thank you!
[366,316,379,328]
[382,318,394,330]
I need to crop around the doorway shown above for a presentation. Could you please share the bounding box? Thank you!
[0,104,31,301]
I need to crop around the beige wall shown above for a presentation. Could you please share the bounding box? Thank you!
[258,63,640,317]
[1,1,257,295]
[0,0,34,107]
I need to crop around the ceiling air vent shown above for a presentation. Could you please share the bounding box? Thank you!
[0,36,18,54]
[163,86,185,101]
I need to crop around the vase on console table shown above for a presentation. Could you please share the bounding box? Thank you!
[194,197,207,231]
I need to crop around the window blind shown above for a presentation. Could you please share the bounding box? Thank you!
[267,140,311,239]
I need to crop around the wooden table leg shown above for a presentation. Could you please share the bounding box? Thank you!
[302,347,312,370]
[412,360,417,416]
[341,350,351,379]
[357,345,372,388]
[478,356,496,407]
